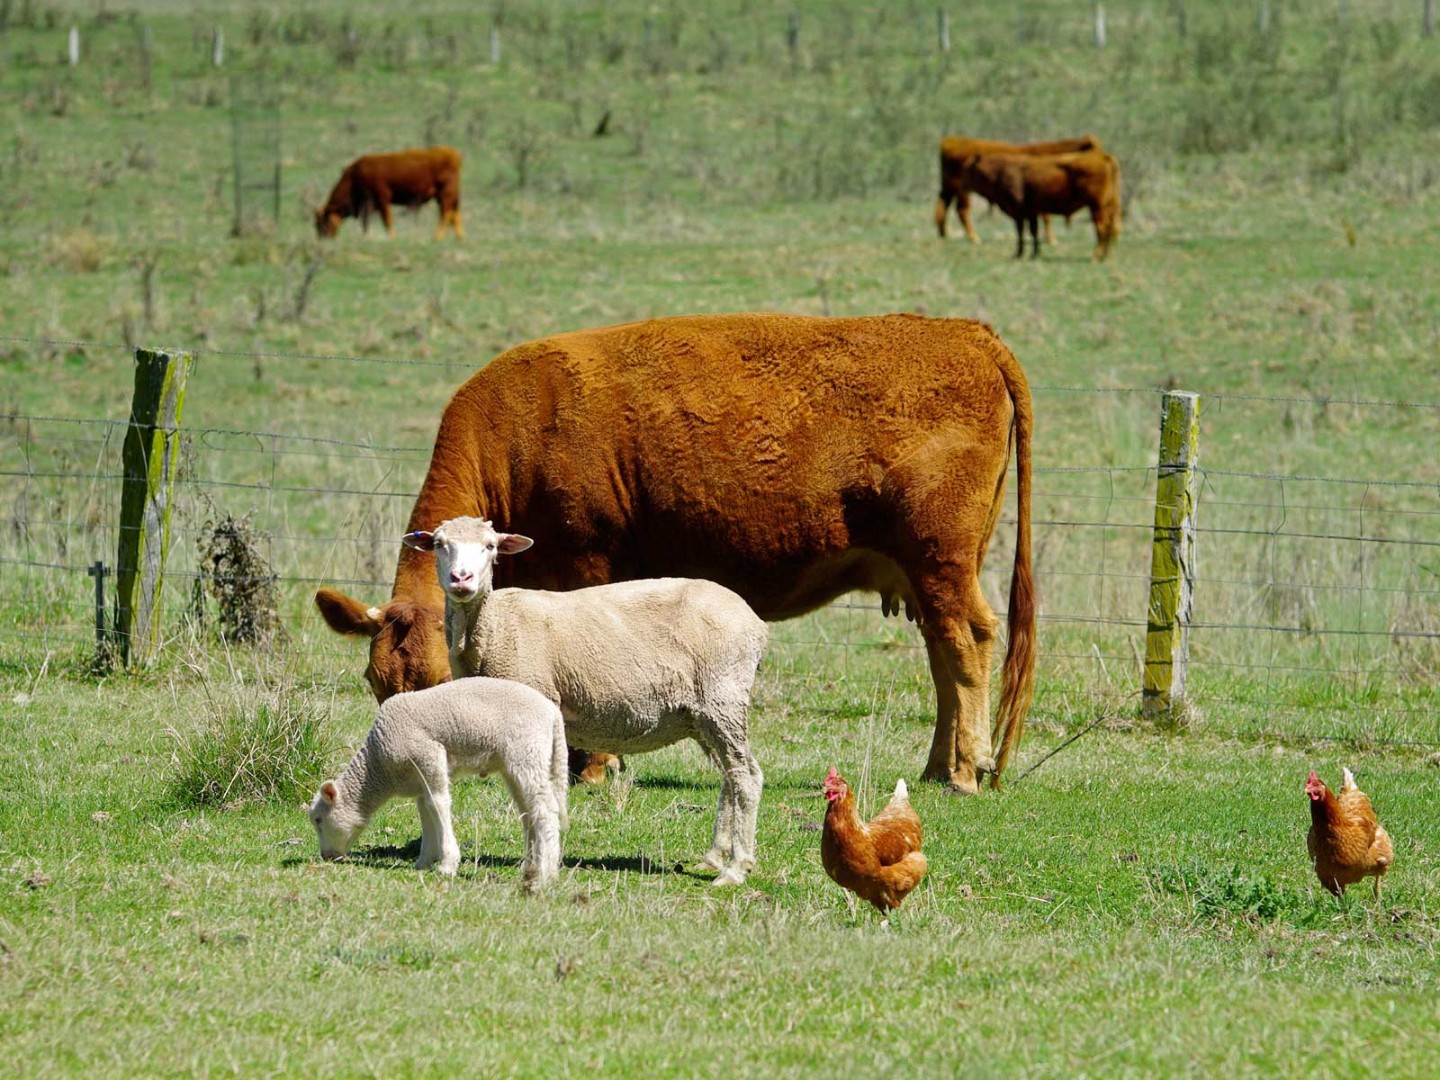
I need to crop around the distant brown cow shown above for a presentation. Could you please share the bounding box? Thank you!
[935,135,1100,244]
[315,146,463,240]
[959,148,1122,260]
[315,313,1036,795]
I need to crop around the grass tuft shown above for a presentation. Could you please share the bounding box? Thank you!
[166,662,336,809]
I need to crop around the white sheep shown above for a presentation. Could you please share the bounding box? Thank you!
[403,516,768,886]
[309,675,569,890]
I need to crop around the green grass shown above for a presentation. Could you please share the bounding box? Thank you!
[2,0,1439,1073]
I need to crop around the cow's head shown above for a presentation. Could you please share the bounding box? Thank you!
[401,517,534,606]
[314,206,343,238]
[314,589,451,702]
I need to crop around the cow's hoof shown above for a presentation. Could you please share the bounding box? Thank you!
[944,770,981,796]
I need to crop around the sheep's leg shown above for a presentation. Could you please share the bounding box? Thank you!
[723,751,763,881]
[702,727,763,887]
[691,739,733,873]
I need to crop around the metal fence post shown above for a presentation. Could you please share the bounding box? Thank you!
[115,347,192,667]
[1143,391,1200,719]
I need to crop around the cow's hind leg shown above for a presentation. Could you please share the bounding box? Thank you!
[1013,216,1026,259]
[1029,216,1042,259]
[927,578,1000,795]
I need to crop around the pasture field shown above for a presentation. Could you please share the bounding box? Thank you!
[1,0,1439,1074]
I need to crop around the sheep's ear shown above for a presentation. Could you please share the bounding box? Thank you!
[402,530,436,552]
[496,533,534,555]
[320,781,339,804]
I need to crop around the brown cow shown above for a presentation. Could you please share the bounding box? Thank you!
[959,148,1122,260]
[315,146,463,240]
[935,135,1100,244]
[315,314,1036,795]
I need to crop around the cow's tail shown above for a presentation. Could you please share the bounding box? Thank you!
[989,346,1036,789]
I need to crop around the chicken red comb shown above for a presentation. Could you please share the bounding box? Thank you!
[825,766,839,783]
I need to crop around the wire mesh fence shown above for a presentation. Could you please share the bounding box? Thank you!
[1,335,1437,750]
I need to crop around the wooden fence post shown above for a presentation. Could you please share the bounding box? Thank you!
[1426,0,1435,38]
[115,347,192,667]
[1095,4,1107,47]
[1143,391,1200,719]
[87,561,111,671]
[938,9,950,52]
[68,25,79,65]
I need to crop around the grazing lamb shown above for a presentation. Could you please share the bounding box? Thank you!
[309,676,569,890]
[402,516,768,886]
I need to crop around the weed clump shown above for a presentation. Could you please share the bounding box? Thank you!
[195,512,280,646]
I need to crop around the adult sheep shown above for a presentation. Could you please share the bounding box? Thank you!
[315,313,1035,795]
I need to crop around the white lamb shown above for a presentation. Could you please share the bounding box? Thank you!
[402,516,768,886]
[309,675,569,890]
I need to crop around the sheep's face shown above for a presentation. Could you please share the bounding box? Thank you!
[310,780,365,860]
[402,517,534,605]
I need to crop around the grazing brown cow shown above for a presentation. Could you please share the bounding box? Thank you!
[959,148,1122,260]
[935,135,1100,244]
[315,314,1036,795]
[315,146,463,240]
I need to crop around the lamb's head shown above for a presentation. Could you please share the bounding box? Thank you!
[402,517,534,605]
[309,780,365,861]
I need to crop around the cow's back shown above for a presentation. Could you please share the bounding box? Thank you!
[425,314,1021,614]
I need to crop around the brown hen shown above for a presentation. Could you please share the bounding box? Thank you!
[1306,768,1393,901]
[821,767,927,921]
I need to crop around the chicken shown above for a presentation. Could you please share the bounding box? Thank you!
[1305,768,1394,901]
[821,767,927,921]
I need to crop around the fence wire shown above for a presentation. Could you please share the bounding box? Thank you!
[2,337,1437,750]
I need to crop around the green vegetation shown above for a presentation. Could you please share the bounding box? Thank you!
[1,0,1437,1074]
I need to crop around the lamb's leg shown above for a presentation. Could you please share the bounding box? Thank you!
[415,795,442,870]
[507,770,560,893]
[529,794,561,892]
[424,788,460,876]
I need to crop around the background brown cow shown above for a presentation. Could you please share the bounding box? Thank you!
[315,313,1036,795]
[959,148,1122,260]
[935,134,1100,244]
[314,145,463,240]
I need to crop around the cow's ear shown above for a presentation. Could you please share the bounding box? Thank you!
[402,530,436,552]
[496,533,534,555]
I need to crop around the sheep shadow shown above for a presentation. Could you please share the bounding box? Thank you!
[315,839,704,879]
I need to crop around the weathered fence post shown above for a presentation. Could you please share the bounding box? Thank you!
[1143,391,1200,719]
[938,8,950,52]
[489,24,500,64]
[115,347,192,667]
[1094,4,1107,47]
[212,25,224,67]
[67,25,79,65]
[787,11,799,66]
[1426,0,1435,38]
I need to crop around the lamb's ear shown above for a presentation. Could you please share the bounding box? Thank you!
[320,781,339,805]
[496,533,534,555]
[402,530,436,552]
